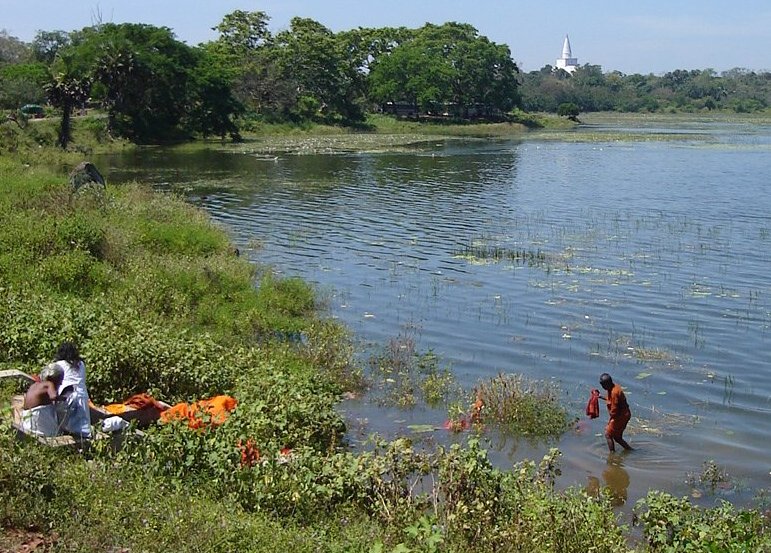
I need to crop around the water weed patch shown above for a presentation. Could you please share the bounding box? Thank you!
[473,373,572,437]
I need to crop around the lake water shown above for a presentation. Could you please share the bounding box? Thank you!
[96,118,771,510]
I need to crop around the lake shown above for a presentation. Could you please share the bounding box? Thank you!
[96,117,771,510]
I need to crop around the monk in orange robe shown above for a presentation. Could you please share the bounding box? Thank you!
[599,373,633,452]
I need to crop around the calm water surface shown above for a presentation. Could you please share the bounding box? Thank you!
[97,120,771,509]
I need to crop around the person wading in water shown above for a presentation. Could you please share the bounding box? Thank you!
[599,373,633,452]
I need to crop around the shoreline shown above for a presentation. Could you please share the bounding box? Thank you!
[2,114,770,551]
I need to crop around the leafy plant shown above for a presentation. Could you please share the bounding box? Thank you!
[634,491,771,552]
[473,373,572,437]
[686,459,731,494]
[369,334,459,408]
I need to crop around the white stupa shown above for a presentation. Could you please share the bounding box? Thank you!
[555,35,578,74]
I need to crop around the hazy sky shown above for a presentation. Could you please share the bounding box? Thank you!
[2,0,769,75]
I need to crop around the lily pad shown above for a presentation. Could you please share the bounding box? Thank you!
[635,372,652,380]
[407,424,436,434]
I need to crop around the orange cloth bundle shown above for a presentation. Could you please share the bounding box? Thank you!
[160,395,237,429]
[586,388,601,419]
[104,393,167,415]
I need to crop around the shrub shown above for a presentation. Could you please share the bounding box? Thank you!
[36,250,110,294]
[254,273,317,332]
[473,373,572,437]
[635,491,771,552]
[83,309,240,403]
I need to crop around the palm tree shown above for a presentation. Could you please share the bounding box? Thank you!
[45,53,91,149]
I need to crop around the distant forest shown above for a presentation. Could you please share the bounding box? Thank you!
[1,10,769,142]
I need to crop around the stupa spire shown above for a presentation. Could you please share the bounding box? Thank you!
[562,35,572,58]
[556,34,578,74]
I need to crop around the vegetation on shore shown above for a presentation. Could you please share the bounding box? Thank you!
[2,118,771,552]
[3,9,769,153]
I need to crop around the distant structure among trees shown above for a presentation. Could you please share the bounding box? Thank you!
[1,12,770,144]
[555,35,578,74]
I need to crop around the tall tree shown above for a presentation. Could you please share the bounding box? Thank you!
[212,10,271,57]
[207,10,281,119]
[45,52,90,148]
[271,17,365,123]
[66,23,199,142]
[369,22,519,116]
[32,30,71,64]
[0,62,48,108]
[0,30,30,65]
[186,48,243,140]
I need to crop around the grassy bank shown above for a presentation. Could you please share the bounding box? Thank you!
[2,117,770,552]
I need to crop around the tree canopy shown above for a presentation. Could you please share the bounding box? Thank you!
[369,22,520,116]
[1,10,770,145]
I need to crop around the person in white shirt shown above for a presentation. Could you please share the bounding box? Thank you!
[53,341,92,439]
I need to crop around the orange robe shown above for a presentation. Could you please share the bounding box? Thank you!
[605,384,631,439]
[104,393,167,415]
[160,395,237,429]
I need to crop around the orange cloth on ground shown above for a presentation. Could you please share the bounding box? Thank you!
[104,393,167,415]
[605,384,631,439]
[160,395,237,429]
[586,389,601,419]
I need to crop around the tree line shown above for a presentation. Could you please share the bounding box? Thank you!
[1,11,770,145]
[521,64,771,114]
[0,11,519,145]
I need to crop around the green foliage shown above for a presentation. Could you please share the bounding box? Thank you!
[32,30,71,64]
[212,10,271,56]
[301,320,364,393]
[557,102,580,120]
[0,62,48,108]
[635,491,771,552]
[369,22,520,116]
[270,17,366,124]
[0,428,368,552]
[474,373,571,437]
[253,273,317,332]
[368,334,459,408]
[36,249,109,294]
[521,64,771,114]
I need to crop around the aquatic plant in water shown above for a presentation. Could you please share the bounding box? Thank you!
[368,334,459,408]
[472,373,571,437]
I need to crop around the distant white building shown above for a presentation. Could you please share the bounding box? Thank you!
[555,35,578,74]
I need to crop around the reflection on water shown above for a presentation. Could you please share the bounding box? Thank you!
[586,453,631,507]
[95,123,771,510]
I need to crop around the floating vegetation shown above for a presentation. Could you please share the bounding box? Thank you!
[472,373,571,437]
[632,409,700,437]
[689,283,713,297]
[590,331,680,368]
[452,243,562,269]
[633,347,675,362]
[221,133,449,156]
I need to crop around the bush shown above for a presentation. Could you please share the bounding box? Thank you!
[635,491,771,552]
[473,373,572,437]
[36,250,110,294]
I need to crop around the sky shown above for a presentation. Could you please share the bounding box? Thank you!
[1,0,770,75]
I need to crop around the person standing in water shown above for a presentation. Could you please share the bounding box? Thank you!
[599,373,633,452]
